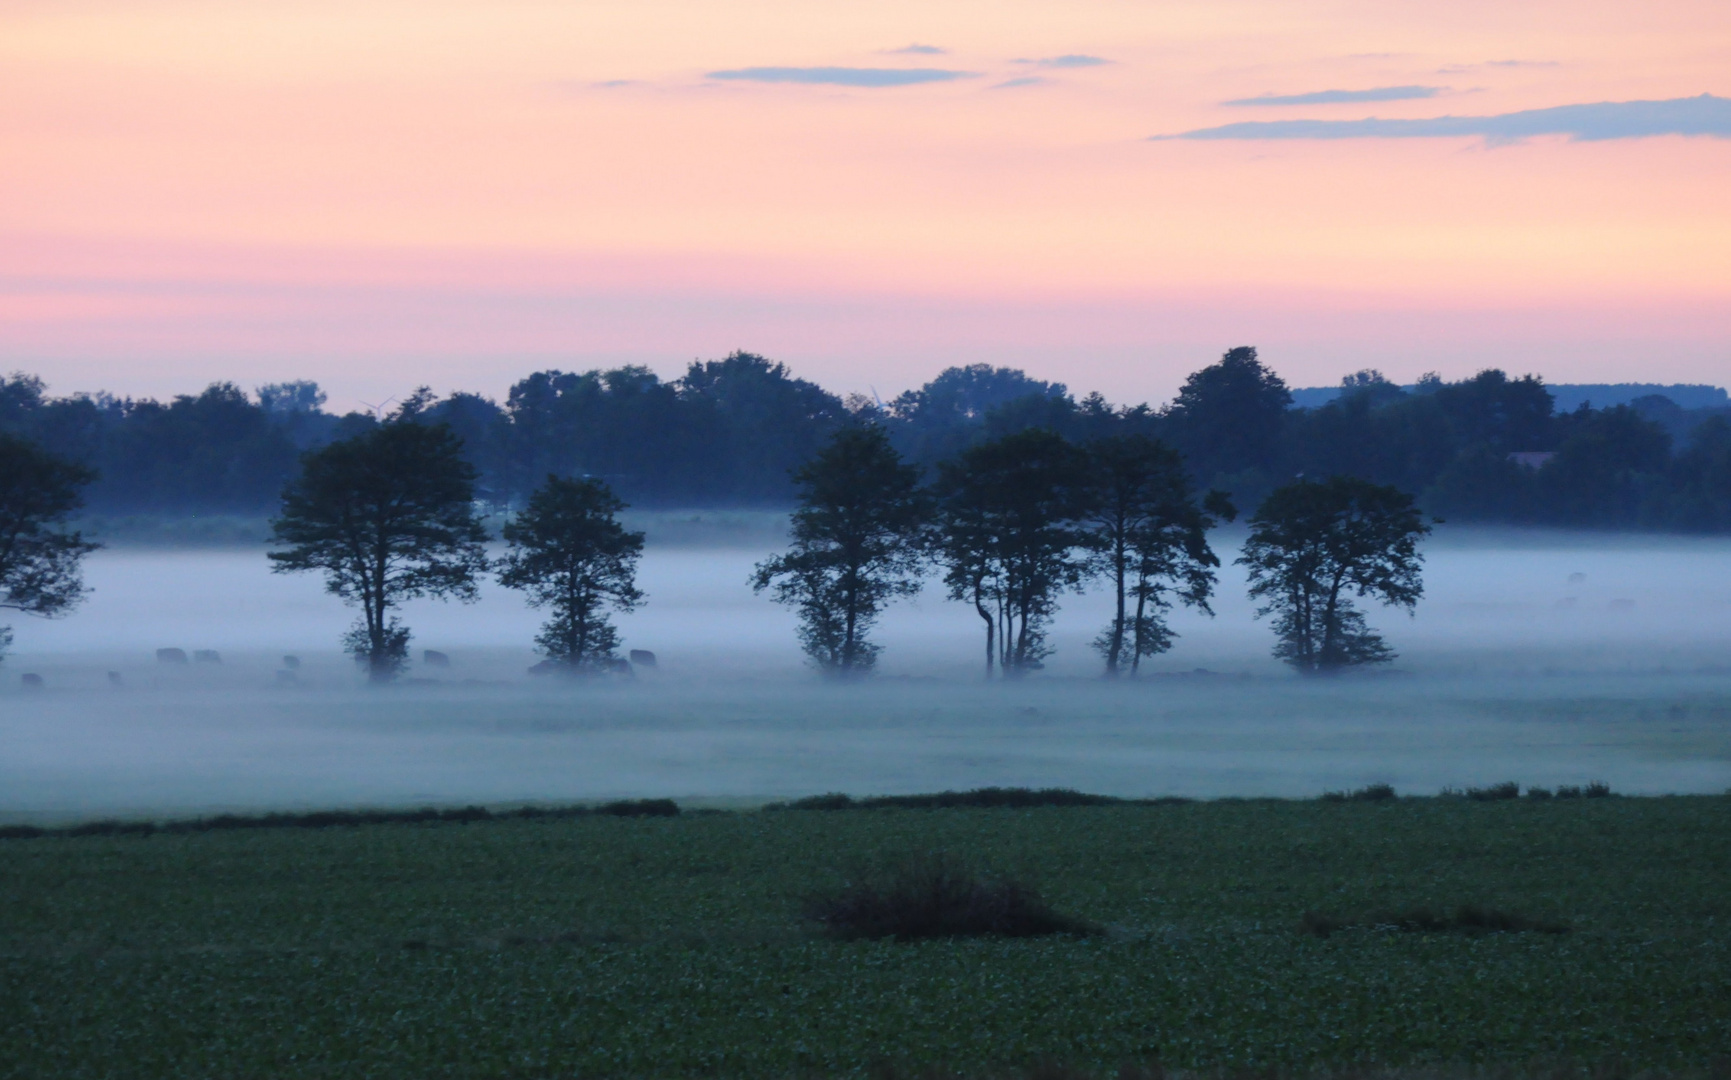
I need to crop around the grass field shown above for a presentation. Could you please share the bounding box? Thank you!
[2,795,1729,1078]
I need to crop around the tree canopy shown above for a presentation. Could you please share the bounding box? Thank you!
[752,425,929,676]
[1238,476,1430,675]
[268,419,489,681]
[497,475,645,672]
[0,432,100,661]
[934,429,1090,678]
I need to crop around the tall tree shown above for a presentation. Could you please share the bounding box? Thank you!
[1238,476,1430,675]
[497,475,645,672]
[934,429,1088,678]
[1163,346,1292,492]
[752,425,928,677]
[0,433,100,661]
[268,418,489,681]
[1080,435,1231,677]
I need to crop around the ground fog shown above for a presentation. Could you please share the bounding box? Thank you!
[2,526,1729,818]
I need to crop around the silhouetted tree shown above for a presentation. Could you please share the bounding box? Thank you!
[269,417,489,681]
[753,426,929,677]
[497,475,644,672]
[1239,476,1429,675]
[1163,346,1292,495]
[1080,435,1231,676]
[934,429,1089,678]
[0,433,100,661]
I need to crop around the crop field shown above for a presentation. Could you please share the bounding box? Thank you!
[2,795,1729,1078]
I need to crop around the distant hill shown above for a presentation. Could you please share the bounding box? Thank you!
[1289,383,1730,412]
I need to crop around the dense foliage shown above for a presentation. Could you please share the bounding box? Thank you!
[2,797,1727,1076]
[3,351,1729,528]
[497,475,646,671]
[268,419,490,680]
[0,432,100,660]
[1240,477,1431,674]
[753,426,930,676]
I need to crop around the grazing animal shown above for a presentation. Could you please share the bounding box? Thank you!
[423,649,451,668]
[193,650,221,664]
[629,649,658,668]
[21,673,44,689]
[608,657,634,676]
[107,671,124,688]
[156,648,188,665]
[282,655,301,670]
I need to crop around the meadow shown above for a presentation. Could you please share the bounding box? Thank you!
[3,794,1729,1078]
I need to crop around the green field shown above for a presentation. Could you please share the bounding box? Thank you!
[3,796,1729,1077]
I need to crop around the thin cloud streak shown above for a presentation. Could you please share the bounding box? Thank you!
[1014,54,1108,68]
[1161,94,1731,141]
[706,66,974,87]
[1224,86,1442,106]
[884,44,947,55]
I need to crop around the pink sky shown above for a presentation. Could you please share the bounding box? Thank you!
[2,0,1727,410]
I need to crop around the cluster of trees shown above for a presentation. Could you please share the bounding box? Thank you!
[4,349,1729,532]
[268,414,644,681]
[0,400,1430,680]
[756,426,1429,679]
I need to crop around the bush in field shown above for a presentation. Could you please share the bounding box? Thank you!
[804,852,1100,940]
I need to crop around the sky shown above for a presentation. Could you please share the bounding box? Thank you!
[1,0,1727,411]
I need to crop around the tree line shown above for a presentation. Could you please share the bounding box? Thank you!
[2,349,1729,530]
[0,401,1429,681]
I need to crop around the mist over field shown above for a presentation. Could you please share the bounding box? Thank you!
[3,522,1730,820]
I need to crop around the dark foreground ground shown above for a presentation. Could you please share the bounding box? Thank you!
[2,794,1728,1078]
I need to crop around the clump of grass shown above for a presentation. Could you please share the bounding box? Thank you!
[804,853,1102,940]
[1321,783,1397,803]
[1301,904,1569,939]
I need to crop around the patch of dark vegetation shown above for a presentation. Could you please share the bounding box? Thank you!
[1439,781,1614,801]
[765,787,1192,811]
[1320,783,1397,802]
[0,799,680,840]
[1300,904,1570,939]
[804,853,1103,940]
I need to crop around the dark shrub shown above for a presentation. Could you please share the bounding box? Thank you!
[1584,781,1613,798]
[1321,783,1396,802]
[805,853,1101,940]
[768,793,857,811]
[1527,787,1554,800]
[1466,782,1521,801]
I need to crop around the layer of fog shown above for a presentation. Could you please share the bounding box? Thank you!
[3,525,1730,819]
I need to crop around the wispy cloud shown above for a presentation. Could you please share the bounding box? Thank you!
[1158,94,1731,142]
[993,77,1045,89]
[706,66,975,87]
[1224,85,1442,107]
[884,44,946,55]
[1013,54,1109,68]
[592,80,637,89]
[1439,59,1559,74]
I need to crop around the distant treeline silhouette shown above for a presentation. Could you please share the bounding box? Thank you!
[3,349,1729,530]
